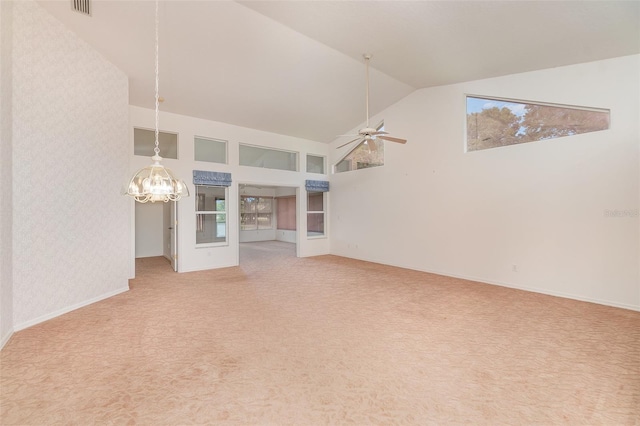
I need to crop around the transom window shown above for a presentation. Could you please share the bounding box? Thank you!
[194,136,227,164]
[239,144,298,172]
[335,122,385,173]
[306,154,326,174]
[134,128,178,159]
[466,95,610,151]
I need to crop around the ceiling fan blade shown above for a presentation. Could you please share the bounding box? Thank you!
[365,140,378,153]
[337,137,362,149]
[370,131,389,136]
[378,135,407,144]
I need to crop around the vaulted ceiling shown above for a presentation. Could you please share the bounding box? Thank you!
[38,1,639,143]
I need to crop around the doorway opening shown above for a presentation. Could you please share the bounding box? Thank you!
[134,201,178,272]
[238,183,298,264]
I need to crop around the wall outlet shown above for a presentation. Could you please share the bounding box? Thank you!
[512,264,518,272]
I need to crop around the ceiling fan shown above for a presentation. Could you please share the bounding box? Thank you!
[337,54,408,150]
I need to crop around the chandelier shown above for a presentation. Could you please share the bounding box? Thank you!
[124,0,189,203]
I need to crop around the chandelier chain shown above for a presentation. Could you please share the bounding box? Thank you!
[154,0,160,157]
[123,0,189,203]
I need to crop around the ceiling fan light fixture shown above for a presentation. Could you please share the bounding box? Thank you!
[336,53,407,150]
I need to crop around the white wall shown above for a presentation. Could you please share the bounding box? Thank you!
[0,0,14,349]
[239,229,277,243]
[163,202,172,261]
[276,230,297,244]
[135,202,164,258]
[11,1,131,329]
[331,55,640,311]
[129,106,331,273]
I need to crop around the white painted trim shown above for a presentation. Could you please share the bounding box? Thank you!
[14,286,130,332]
[0,329,13,351]
[335,253,640,313]
[437,270,640,313]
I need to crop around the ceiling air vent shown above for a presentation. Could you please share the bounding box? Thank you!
[71,0,91,16]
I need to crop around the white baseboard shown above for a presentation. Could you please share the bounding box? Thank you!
[429,269,640,312]
[332,251,640,313]
[0,329,13,351]
[14,286,130,332]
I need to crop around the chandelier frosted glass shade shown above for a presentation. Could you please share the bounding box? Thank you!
[125,155,189,203]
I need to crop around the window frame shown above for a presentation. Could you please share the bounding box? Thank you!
[239,143,299,172]
[240,196,275,231]
[306,191,326,239]
[334,121,385,173]
[195,185,228,247]
[465,94,611,152]
[133,127,179,159]
[306,154,326,174]
[194,135,228,164]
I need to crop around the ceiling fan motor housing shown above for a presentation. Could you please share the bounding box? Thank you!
[359,127,378,135]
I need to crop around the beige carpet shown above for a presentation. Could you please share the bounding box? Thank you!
[1,241,639,425]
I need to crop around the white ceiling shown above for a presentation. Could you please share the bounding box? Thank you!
[38,1,639,143]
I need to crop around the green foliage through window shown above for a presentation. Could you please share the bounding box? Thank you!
[240,196,273,230]
[466,96,610,151]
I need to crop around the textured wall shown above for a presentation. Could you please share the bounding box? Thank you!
[0,0,14,347]
[12,1,130,328]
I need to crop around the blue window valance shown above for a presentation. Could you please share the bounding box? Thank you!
[193,170,232,187]
[305,179,329,192]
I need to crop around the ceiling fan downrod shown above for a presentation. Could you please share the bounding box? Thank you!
[364,53,372,129]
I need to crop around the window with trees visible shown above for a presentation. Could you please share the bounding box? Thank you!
[307,192,325,237]
[335,122,385,173]
[240,196,273,230]
[196,185,227,245]
[466,96,610,152]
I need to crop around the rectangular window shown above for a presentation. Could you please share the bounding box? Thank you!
[239,144,298,172]
[306,154,325,174]
[307,192,325,237]
[240,196,274,230]
[196,185,227,245]
[195,136,227,164]
[335,122,384,173]
[134,128,178,159]
[466,95,610,152]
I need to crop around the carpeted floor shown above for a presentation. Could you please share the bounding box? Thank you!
[1,241,639,424]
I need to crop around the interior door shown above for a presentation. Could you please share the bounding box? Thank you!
[170,201,178,271]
